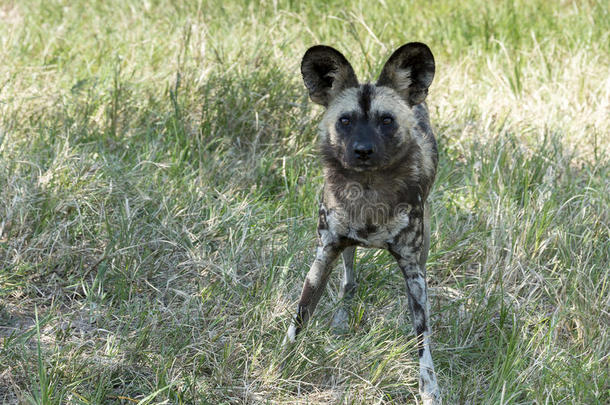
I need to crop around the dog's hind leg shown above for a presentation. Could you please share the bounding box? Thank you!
[331,246,356,333]
[284,243,343,345]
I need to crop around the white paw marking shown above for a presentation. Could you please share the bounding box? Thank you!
[283,324,297,346]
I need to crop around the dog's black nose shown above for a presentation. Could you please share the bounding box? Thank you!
[353,142,374,160]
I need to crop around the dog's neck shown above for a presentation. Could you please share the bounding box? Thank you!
[321,143,428,208]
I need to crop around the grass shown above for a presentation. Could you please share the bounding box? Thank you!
[0,0,608,403]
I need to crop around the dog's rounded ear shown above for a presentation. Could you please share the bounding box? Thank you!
[301,45,359,107]
[377,42,435,106]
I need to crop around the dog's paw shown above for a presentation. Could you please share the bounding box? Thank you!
[331,307,350,334]
[421,390,441,405]
[283,324,297,346]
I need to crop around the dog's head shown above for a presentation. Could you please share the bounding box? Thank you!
[302,43,435,172]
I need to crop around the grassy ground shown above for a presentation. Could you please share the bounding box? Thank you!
[1,0,608,403]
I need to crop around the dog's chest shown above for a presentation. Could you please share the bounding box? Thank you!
[319,203,411,249]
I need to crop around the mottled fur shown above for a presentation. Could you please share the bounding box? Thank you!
[285,43,441,404]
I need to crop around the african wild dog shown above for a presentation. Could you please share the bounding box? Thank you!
[284,43,440,404]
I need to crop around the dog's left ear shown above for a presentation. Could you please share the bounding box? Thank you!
[377,42,435,106]
[301,45,359,107]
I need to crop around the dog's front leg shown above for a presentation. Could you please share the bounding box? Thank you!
[390,238,440,404]
[284,242,343,344]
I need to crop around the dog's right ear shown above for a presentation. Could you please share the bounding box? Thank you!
[377,42,435,106]
[301,46,359,107]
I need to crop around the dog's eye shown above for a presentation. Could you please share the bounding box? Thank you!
[381,116,393,125]
[339,117,350,126]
